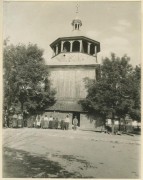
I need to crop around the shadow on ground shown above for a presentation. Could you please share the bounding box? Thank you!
[3,147,82,178]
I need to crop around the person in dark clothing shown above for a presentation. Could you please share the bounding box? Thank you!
[61,119,65,130]
[49,115,53,129]
[55,118,59,129]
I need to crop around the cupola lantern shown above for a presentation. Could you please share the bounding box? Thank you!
[71,18,82,31]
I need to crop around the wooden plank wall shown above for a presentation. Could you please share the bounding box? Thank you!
[50,67,96,99]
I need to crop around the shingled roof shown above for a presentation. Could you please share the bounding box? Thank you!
[45,100,85,112]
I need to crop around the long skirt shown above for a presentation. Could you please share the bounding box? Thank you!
[73,124,77,130]
[41,119,44,129]
[49,121,53,129]
[60,120,64,130]
[12,118,17,128]
[36,121,41,128]
[27,119,34,128]
[55,120,59,129]
[65,122,69,130]
[17,119,23,128]
[43,121,49,129]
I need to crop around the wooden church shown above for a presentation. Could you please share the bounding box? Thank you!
[45,12,101,128]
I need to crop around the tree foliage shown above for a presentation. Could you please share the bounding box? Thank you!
[3,42,56,116]
[128,65,141,120]
[80,54,141,131]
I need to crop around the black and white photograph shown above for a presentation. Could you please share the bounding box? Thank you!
[2,1,141,178]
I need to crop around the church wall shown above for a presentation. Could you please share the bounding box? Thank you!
[49,67,96,99]
[44,111,71,120]
[80,113,95,129]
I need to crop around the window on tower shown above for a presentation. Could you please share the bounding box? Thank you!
[63,41,70,52]
[82,41,88,54]
[90,44,95,55]
[77,24,79,29]
[72,41,80,52]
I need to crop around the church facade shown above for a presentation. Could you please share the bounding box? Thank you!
[45,17,100,128]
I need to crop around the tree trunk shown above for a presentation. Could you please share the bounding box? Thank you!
[21,102,24,127]
[111,120,115,134]
[21,102,24,114]
[123,117,126,132]
[111,113,115,134]
[118,118,121,131]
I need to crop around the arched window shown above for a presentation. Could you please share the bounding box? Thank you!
[82,41,88,54]
[90,44,95,55]
[63,41,70,52]
[72,41,80,52]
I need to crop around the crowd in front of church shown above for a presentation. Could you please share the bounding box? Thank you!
[34,114,71,130]
[10,113,79,130]
[34,114,78,130]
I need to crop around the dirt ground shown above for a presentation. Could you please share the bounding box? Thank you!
[2,128,141,178]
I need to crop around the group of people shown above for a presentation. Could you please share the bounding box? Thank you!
[28,114,79,130]
[4,111,79,130]
[12,113,23,128]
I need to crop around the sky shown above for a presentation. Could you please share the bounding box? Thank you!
[3,1,141,66]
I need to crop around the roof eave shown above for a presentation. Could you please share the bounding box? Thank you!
[50,36,100,48]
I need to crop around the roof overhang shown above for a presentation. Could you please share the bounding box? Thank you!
[50,36,100,52]
[45,100,86,113]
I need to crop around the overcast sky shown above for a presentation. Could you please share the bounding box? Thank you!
[3,1,141,66]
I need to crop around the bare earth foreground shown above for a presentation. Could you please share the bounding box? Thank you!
[2,128,141,178]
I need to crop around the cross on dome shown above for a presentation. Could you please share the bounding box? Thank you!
[76,3,79,14]
[71,2,82,31]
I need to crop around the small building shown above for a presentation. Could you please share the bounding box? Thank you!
[45,15,100,128]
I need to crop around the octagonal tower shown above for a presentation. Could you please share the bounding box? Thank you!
[46,15,101,128]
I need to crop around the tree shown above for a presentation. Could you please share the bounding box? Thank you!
[80,53,141,134]
[3,42,56,126]
[128,65,141,121]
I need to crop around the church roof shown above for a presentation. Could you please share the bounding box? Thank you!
[45,100,85,112]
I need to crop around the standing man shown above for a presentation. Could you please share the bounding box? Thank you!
[65,115,70,130]
[73,116,78,130]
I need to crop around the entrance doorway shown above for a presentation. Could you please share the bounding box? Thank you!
[72,112,80,127]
